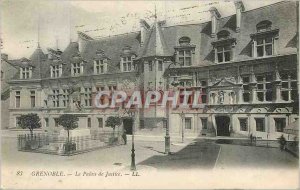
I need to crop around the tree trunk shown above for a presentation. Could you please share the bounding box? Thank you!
[67,130,70,143]
[113,127,115,137]
[30,129,33,137]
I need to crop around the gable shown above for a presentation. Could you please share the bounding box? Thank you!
[211,78,236,87]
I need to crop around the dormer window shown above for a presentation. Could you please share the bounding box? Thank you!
[120,46,136,72]
[122,46,132,54]
[212,30,235,63]
[96,49,106,57]
[216,45,231,63]
[217,30,230,40]
[72,62,82,76]
[175,37,195,67]
[179,37,191,46]
[20,67,32,79]
[121,56,135,72]
[256,20,272,32]
[94,60,107,74]
[94,49,108,74]
[251,20,278,58]
[256,36,273,57]
[50,64,62,78]
[178,50,192,66]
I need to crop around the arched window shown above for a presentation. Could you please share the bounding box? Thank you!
[217,30,230,40]
[256,20,272,32]
[122,45,132,54]
[179,36,191,46]
[96,49,105,57]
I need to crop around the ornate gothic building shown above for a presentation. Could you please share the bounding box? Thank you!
[2,1,299,140]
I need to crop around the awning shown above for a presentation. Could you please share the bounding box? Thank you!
[284,121,299,136]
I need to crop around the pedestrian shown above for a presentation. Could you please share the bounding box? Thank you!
[278,135,287,151]
[122,129,127,145]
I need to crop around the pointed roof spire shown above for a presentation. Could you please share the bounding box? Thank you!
[139,20,171,58]
[37,10,40,48]
[69,4,72,43]
[30,48,45,61]
[56,36,59,50]
[154,4,157,20]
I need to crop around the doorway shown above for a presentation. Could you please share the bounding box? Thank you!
[123,118,133,135]
[215,116,230,136]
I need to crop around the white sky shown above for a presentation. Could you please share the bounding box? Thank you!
[1,0,282,59]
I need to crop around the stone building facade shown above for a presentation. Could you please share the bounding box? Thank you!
[1,53,19,129]
[3,1,299,139]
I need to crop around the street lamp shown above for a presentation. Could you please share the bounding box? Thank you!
[128,110,136,171]
[123,76,139,171]
[164,62,179,154]
[180,111,185,143]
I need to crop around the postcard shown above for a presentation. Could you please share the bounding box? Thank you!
[1,0,299,189]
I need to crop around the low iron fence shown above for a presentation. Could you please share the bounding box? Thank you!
[216,138,299,149]
[18,132,123,156]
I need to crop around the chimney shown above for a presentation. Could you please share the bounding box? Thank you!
[140,19,150,47]
[209,7,221,38]
[234,1,245,33]
[1,53,8,61]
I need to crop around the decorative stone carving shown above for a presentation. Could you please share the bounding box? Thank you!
[219,91,224,104]
[69,86,82,111]
[214,106,234,113]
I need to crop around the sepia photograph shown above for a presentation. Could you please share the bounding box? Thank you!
[0,0,299,189]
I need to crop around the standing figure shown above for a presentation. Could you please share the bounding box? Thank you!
[122,129,127,145]
[219,91,224,104]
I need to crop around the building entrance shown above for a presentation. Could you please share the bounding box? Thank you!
[216,116,230,136]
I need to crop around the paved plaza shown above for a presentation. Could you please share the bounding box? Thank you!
[1,134,298,171]
[1,132,299,189]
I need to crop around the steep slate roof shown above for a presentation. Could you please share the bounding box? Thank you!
[61,42,80,63]
[196,1,297,66]
[58,42,80,78]
[8,1,297,80]
[139,21,172,58]
[9,47,47,79]
[30,48,46,61]
[81,32,141,73]
[30,48,47,79]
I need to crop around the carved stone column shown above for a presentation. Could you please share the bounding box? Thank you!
[237,86,243,104]
[273,64,282,102]
[274,84,281,102]
[249,67,257,104]
[250,85,257,104]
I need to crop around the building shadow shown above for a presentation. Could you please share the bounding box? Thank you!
[239,41,252,56]
[204,50,215,63]
[201,22,211,36]
[222,15,236,31]
[138,139,220,170]
[285,34,297,48]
